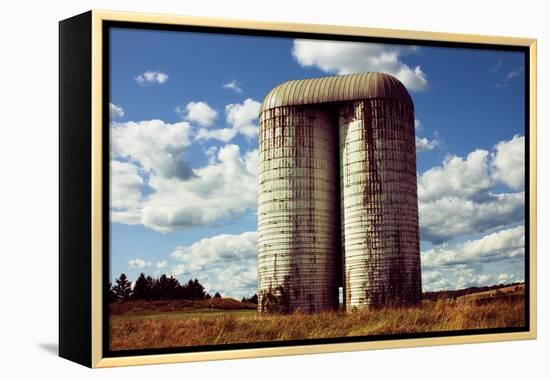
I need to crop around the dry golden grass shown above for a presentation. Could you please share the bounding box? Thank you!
[110,297,256,316]
[109,295,525,351]
[458,283,525,301]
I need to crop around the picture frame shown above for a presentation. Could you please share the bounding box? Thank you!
[59,9,537,368]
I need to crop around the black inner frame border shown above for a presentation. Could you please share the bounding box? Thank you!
[102,19,531,359]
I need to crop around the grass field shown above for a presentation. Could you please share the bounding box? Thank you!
[109,291,525,351]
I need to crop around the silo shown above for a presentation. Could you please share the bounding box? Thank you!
[257,102,340,313]
[258,72,422,313]
[340,94,421,309]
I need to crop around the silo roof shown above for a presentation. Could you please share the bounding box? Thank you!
[260,72,413,113]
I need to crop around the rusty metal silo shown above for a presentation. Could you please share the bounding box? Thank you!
[258,72,422,313]
[339,78,421,309]
[257,97,340,313]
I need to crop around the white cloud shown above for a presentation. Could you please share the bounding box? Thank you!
[169,231,257,298]
[498,273,514,284]
[177,101,218,127]
[171,231,257,267]
[291,39,428,91]
[424,267,520,292]
[195,128,237,143]
[204,146,219,164]
[129,259,152,269]
[414,119,422,132]
[110,160,144,225]
[109,114,259,232]
[505,67,523,80]
[225,98,261,139]
[418,136,525,244]
[223,79,243,93]
[156,260,168,269]
[194,98,261,142]
[111,119,194,179]
[109,103,124,119]
[492,135,525,190]
[421,226,524,291]
[134,70,169,85]
[495,66,523,89]
[141,144,258,233]
[420,192,524,244]
[422,271,453,291]
[414,118,439,152]
[421,226,524,269]
[416,136,439,152]
[418,149,494,203]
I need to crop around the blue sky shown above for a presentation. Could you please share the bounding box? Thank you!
[109,27,526,298]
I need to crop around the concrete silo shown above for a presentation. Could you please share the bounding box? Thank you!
[258,72,421,313]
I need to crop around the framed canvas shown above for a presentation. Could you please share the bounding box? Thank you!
[59,10,537,368]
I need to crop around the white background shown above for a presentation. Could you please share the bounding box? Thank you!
[0,0,547,376]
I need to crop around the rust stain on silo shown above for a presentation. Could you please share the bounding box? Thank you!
[258,72,421,313]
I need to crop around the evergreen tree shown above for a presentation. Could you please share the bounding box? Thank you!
[108,282,117,302]
[166,276,181,299]
[112,273,132,301]
[156,274,170,299]
[132,273,152,300]
[182,279,206,300]
[145,275,155,299]
[155,274,182,299]
[213,292,222,299]
[241,293,258,304]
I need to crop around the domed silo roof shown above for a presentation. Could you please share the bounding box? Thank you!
[260,72,413,113]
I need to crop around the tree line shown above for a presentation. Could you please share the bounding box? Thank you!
[109,273,221,302]
[109,273,258,304]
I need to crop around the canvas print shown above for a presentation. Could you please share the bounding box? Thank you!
[107,26,528,354]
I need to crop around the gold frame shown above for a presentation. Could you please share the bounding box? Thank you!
[90,9,537,368]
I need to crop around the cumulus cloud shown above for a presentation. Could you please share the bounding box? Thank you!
[110,110,259,232]
[225,98,261,138]
[134,70,169,85]
[416,136,439,152]
[129,259,152,269]
[423,268,514,292]
[223,79,243,93]
[414,118,439,152]
[156,260,168,269]
[422,252,524,291]
[418,136,525,244]
[422,226,524,269]
[109,103,124,119]
[176,101,218,127]
[421,228,524,291]
[292,39,428,91]
[141,145,258,232]
[195,128,238,143]
[420,192,524,244]
[111,120,194,180]
[492,135,525,190]
[418,149,495,203]
[195,98,261,142]
[110,160,144,225]
[169,231,257,298]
